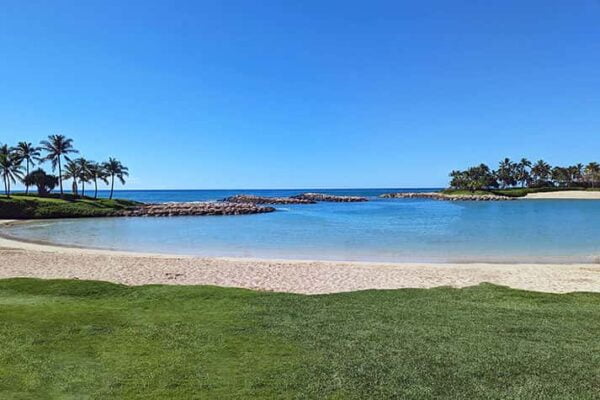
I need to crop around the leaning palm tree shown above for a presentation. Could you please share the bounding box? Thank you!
[88,162,109,199]
[39,134,78,197]
[0,151,24,197]
[62,159,82,197]
[14,142,41,195]
[102,158,129,199]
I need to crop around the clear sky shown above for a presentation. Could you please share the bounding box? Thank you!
[1,1,599,189]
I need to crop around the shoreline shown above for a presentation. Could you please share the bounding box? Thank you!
[1,221,599,294]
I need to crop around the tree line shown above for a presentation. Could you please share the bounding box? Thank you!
[0,134,128,199]
[449,158,600,192]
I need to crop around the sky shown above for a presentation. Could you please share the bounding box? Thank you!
[1,0,599,189]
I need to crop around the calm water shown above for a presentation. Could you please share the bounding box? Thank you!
[5,189,600,263]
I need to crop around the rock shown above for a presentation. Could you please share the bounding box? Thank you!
[223,194,316,205]
[115,202,276,217]
[379,192,515,201]
[290,193,368,202]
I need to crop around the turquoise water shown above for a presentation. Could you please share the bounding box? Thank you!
[5,189,600,263]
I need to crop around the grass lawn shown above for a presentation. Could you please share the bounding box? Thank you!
[0,279,598,399]
[0,194,140,219]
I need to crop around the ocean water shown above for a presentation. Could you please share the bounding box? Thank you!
[5,189,600,263]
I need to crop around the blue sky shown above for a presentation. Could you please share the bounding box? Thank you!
[1,1,599,189]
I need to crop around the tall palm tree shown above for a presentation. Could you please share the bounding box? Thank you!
[40,135,78,197]
[585,162,600,188]
[14,142,41,195]
[62,159,82,196]
[88,162,109,199]
[74,158,92,197]
[0,150,24,197]
[102,158,129,199]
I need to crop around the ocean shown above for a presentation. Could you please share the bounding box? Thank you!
[5,189,600,263]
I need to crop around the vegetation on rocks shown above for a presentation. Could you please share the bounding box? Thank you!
[449,158,600,192]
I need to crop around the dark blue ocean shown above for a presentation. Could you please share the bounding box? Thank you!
[6,189,600,263]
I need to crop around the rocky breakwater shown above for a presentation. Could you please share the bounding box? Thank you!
[117,202,276,217]
[223,194,317,205]
[290,193,369,202]
[380,192,515,201]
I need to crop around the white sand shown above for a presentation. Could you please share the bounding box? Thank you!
[0,227,598,294]
[523,190,600,199]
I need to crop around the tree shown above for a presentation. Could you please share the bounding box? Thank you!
[531,160,552,187]
[74,158,92,197]
[584,162,600,188]
[23,168,59,196]
[40,135,78,197]
[102,158,129,199]
[88,162,109,199]
[465,164,497,192]
[449,170,469,189]
[62,159,82,196]
[14,142,41,195]
[551,167,570,187]
[496,158,518,188]
[516,158,532,188]
[0,149,24,197]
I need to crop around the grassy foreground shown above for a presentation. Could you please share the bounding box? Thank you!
[0,279,598,399]
[0,194,140,219]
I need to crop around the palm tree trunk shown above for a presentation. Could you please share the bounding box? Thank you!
[25,160,30,195]
[110,174,115,199]
[7,179,11,198]
[81,180,85,197]
[94,178,98,199]
[3,176,7,196]
[58,157,63,197]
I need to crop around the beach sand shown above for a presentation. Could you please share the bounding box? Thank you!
[523,190,600,199]
[0,226,598,294]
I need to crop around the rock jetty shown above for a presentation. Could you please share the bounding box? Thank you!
[380,192,514,201]
[290,193,369,202]
[116,202,276,217]
[223,194,316,205]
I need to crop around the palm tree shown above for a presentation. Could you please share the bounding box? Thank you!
[517,158,532,188]
[585,162,600,188]
[88,162,109,199]
[14,142,41,195]
[40,135,78,197]
[0,150,24,197]
[62,159,81,196]
[531,160,552,187]
[74,158,93,197]
[102,158,129,199]
[496,158,518,189]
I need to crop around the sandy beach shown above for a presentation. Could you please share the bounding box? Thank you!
[1,221,599,294]
[523,190,600,199]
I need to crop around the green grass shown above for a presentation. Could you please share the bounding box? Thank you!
[442,187,600,197]
[0,194,140,219]
[0,279,598,399]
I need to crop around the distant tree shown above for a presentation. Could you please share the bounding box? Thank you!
[23,168,58,196]
[516,158,532,188]
[551,167,571,187]
[496,158,518,188]
[585,162,600,188]
[531,160,552,187]
[62,159,82,196]
[465,164,497,192]
[73,158,93,197]
[14,142,42,195]
[88,162,109,199]
[0,148,24,197]
[102,158,129,199]
[40,135,78,197]
[449,170,469,189]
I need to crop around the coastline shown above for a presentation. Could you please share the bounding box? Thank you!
[1,220,599,294]
[522,190,600,199]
